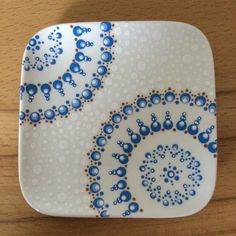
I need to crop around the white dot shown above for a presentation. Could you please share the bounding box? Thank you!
[33,165,42,174]
[182,54,193,64]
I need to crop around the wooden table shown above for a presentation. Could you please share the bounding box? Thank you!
[0,1,235,235]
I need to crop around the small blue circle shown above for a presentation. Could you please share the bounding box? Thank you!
[91,78,101,88]
[101,51,112,62]
[93,197,104,208]
[120,190,131,202]
[58,105,68,115]
[165,92,175,102]
[75,52,85,62]
[62,73,72,83]
[90,182,101,193]
[40,84,51,94]
[100,22,112,32]
[123,105,133,115]
[112,113,122,123]
[137,98,147,108]
[195,96,206,107]
[100,210,109,217]
[50,59,56,65]
[96,136,107,146]
[208,103,216,113]
[19,112,25,121]
[88,166,99,176]
[82,89,92,99]
[70,62,80,73]
[180,93,191,104]
[91,151,101,161]
[103,124,114,134]
[116,167,126,177]
[76,39,86,49]
[29,112,40,123]
[53,80,63,90]
[26,84,38,96]
[73,26,83,36]
[97,66,107,75]
[29,38,36,46]
[117,180,127,189]
[71,98,81,109]
[128,202,139,212]
[150,93,161,104]
[103,36,113,47]
[44,109,55,120]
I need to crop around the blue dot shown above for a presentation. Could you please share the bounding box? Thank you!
[55,32,62,39]
[97,66,107,75]
[76,39,86,49]
[90,182,101,193]
[180,93,191,103]
[26,84,38,96]
[19,112,25,121]
[123,105,133,115]
[40,83,51,94]
[101,51,112,62]
[53,80,63,90]
[116,167,126,177]
[93,197,104,208]
[71,98,81,109]
[44,109,55,120]
[117,180,127,189]
[88,166,99,176]
[195,96,206,107]
[163,200,169,206]
[50,59,56,65]
[208,103,216,113]
[120,190,131,202]
[29,38,36,46]
[96,136,107,146]
[29,112,40,123]
[112,113,122,123]
[91,78,101,88]
[189,189,196,196]
[100,22,112,32]
[62,73,72,83]
[103,124,114,134]
[57,48,63,54]
[70,62,80,73]
[150,93,161,104]
[103,36,113,47]
[91,151,101,161]
[82,89,92,99]
[165,92,175,102]
[58,105,68,115]
[208,141,217,153]
[128,202,139,212]
[73,26,83,36]
[137,98,147,108]
[100,210,109,217]
[75,52,85,62]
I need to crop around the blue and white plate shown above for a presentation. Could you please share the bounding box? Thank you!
[19,21,217,218]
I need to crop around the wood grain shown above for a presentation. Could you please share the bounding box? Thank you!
[0,0,236,235]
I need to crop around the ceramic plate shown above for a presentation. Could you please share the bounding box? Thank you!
[19,21,217,218]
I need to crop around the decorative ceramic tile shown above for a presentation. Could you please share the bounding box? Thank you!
[19,21,217,218]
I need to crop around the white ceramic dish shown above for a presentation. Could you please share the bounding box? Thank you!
[19,21,217,218]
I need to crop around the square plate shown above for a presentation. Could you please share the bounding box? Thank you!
[19,21,217,218]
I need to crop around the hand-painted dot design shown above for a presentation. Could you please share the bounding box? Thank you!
[85,89,217,217]
[140,144,202,206]
[23,27,63,71]
[20,22,117,125]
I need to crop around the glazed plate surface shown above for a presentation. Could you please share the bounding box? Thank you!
[19,21,217,218]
